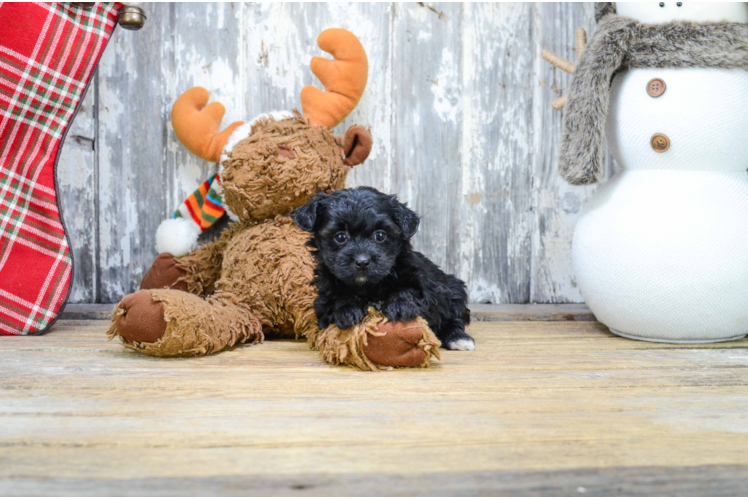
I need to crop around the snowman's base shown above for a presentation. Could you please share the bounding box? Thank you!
[609,328,747,344]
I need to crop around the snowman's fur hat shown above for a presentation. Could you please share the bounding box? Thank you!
[560,15,748,185]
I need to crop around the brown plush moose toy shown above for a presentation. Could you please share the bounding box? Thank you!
[107,29,441,370]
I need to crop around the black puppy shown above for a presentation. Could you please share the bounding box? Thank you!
[292,186,475,350]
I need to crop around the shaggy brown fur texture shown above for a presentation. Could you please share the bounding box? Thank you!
[560,15,748,185]
[308,308,441,371]
[221,112,349,221]
[173,222,246,297]
[107,114,440,369]
[110,216,318,356]
[108,288,264,356]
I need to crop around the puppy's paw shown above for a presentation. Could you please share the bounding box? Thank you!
[443,331,476,351]
[333,305,368,330]
[382,300,422,323]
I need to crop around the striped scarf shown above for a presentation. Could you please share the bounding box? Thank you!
[172,173,225,230]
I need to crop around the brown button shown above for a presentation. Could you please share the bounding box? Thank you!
[647,78,666,97]
[651,133,670,153]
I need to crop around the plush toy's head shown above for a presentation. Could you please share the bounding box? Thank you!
[156,28,372,257]
[220,112,371,222]
[597,2,748,23]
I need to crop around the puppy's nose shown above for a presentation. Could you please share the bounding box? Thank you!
[355,255,371,269]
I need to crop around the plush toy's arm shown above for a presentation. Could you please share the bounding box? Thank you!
[142,221,245,296]
[172,221,245,297]
[139,240,224,297]
[171,239,225,297]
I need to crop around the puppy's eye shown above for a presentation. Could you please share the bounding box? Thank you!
[374,230,387,242]
[334,232,348,244]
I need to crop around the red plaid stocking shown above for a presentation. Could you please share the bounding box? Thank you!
[0,3,120,335]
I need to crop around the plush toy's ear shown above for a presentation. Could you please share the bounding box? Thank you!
[343,125,372,166]
[390,197,420,240]
[292,193,328,232]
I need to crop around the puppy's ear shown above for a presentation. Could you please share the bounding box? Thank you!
[390,197,420,239]
[292,193,328,232]
[343,125,372,166]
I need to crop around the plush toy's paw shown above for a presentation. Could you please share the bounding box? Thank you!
[140,253,188,291]
[363,320,436,367]
[108,289,264,357]
[308,308,441,371]
[113,291,167,344]
[107,290,263,357]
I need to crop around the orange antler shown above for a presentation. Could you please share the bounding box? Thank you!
[301,29,368,129]
[171,87,244,163]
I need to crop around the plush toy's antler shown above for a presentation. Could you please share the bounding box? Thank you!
[542,28,586,110]
[171,87,244,163]
[301,28,368,129]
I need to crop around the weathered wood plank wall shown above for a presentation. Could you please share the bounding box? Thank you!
[57,2,606,304]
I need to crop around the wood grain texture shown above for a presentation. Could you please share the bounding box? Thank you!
[2,320,747,495]
[460,3,535,303]
[58,302,596,321]
[96,3,173,302]
[57,81,97,303]
[55,2,613,304]
[391,2,462,277]
[530,3,616,303]
[4,466,748,496]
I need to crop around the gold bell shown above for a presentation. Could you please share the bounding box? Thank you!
[118,5,146,30]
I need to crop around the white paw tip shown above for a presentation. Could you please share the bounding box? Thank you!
[447,337,475,351]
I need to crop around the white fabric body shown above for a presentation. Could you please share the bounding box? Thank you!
[615,3,748,25]
[574,68,748,342]
[606,68,748,173]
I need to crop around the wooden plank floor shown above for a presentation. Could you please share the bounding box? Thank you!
[2,318,748,495]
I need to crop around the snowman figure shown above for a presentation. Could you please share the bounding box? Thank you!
[557,3,748,342]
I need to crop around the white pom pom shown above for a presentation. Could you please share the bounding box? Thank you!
[155,218,201,257]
